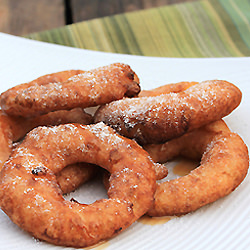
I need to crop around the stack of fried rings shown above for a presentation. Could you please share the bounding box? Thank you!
[103,119,249,216]
[100,80,249,216]
[0,63,249,248]
[0,67,98,194]
[0,108,167,192]
[0,63,142,195]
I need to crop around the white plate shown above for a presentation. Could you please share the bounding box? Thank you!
[0,32,249,250]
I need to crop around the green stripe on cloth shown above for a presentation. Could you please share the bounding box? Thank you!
[25,0,250,57]
[219,0,250,48]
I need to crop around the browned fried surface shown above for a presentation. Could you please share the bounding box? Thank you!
[3,108,93,142]
[0,67,248,247]
[94,80,242,144]
[144,119,230,163]
[0,113,12,166]
[103,161,168,191]
[144,120,249,216]
[56,163,98,194]
[0,108,93,167]
[0,69,85,96]
[0,108,94,193]
[0,63,140,117]
[139,81,198,97]
[153,162,169,180]
[0,123,156,247]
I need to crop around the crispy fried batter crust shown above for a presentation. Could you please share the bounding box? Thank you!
[94,80,242,144]
[1,69,85,96]
[0,123,156,247]
[1,63,140,117]
[56,163,98,194]
[144,120,249,216]
[139,81,198,97]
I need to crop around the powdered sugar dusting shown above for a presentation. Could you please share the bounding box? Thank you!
[95,80,240,144]
[87,122,124,146]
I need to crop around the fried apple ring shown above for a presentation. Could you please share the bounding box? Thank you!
[0,123,156,247]
[1,63,140,118]
[143,120,249,216]
[0,108,96,194]
[0,69,84,118]
[94,80,242,144]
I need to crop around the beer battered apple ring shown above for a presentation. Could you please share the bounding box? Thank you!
[0,123,156,247]
[0,108,96,194]
[1,63,140,118]
[144,120,249,216]
[94,80,242,144]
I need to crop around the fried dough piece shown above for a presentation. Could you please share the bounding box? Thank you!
[56,163,99,194]
[94,80,242,144]
[0,69,83,118]
[144,120,249,216]
[0,109,95,194]
[0,123,156,247]
[1,63,140,117]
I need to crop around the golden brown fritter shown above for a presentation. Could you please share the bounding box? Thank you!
[144,120,249,216]
[1,63,140,117]
[94,80,242,144]
[0,123,156,247]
